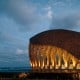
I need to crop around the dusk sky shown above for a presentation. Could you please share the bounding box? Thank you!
[0,0,80,68]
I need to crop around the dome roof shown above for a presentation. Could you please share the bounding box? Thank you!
[30,29,80,59]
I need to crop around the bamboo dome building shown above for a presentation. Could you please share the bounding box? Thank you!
[29,29,80,71]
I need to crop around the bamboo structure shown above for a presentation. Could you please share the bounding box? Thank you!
[29,29,80,70]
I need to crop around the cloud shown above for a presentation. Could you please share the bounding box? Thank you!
[48,11,52,19]
[48,0,77,8]
[44,6,53,19]
[0,0,40,30]
[0,0,52,32]
[16,49,24,55]
[47,8,53,19]
[0,13,31,67]
[51,12,80,30]
[16,48,27,55]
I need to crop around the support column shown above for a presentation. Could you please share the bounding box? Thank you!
[46,46,51,69]
[72,56,77,68]
[50,46,56,69]
[62,50,68,69]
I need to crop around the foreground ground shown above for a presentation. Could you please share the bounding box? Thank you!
[0,72,79,80]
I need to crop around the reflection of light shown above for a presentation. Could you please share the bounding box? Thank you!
[38,61,40,67]
[32,62,35,68]
[30,44,80,70]
[19,73,29,78]
[30,62,32,67]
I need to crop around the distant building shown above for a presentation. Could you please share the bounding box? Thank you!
[29,29,80,71]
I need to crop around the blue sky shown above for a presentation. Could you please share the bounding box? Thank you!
[0,0,80,68]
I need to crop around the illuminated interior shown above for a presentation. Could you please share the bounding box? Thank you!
[29,44,80,70]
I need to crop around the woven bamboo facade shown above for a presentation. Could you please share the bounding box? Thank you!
[29,29,80,70]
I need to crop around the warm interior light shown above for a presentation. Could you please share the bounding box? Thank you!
[30,44,80,70]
